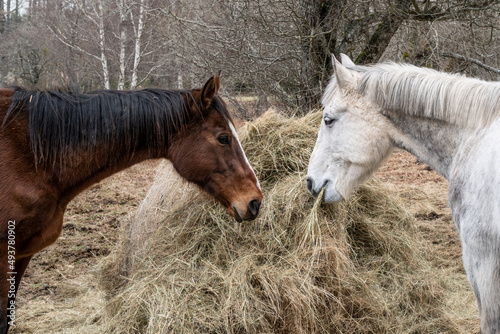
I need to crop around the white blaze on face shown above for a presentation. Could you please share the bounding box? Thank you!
[228,120,261,190]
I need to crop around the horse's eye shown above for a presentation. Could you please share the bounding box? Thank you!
[324,117,336,126]
[217,135,231,145]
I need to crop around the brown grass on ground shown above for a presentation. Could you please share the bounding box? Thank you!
[10,110,479,334]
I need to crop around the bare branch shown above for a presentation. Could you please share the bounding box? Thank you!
[441,52,500,75]
[46,25,101,61]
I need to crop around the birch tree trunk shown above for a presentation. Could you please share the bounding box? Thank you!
[5,0,9,33]
[130,0,145,89]
[0,0,4,34]
[47,0,112,89]
[177,73,183,89]
[117,0,127,90]
[96,0,110,89]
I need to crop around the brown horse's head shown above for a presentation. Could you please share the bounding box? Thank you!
[167,72,262,222]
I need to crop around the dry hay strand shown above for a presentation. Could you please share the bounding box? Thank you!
[98,109,462,333]
[98,160,196,294]
[11,278,105,334]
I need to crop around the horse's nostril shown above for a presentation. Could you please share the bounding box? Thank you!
[248,199,260,217]
[306,177,314,194]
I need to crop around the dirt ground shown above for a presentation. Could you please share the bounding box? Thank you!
[10,148,479,333]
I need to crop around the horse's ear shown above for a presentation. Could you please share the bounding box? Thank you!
[340,53,355,67]
[201,70,221,109]
[332,54,355,89]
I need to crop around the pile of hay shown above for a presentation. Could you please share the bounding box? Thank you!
[98,110,460,333]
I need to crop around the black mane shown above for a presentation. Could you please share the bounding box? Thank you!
[5,87,198,166]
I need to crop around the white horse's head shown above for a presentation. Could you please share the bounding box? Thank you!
[306,54,393,202]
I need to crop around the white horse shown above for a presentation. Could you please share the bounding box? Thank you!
[307,54,500,333]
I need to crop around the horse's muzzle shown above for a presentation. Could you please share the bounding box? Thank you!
[306,177,328,198]
[232,198,261,222]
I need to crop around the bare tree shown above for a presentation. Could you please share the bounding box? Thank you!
[42,0,166,89]
[0,0,4,34]
[0,0,499,112]
[129,0,145,88]
[162,0,500,114]
[96,0,111,89]
[117,0,127,89]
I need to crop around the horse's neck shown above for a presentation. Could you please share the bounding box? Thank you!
[54,146,158,208]
[386,111,468,179]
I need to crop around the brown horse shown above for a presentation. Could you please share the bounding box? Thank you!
[0,72,262,333]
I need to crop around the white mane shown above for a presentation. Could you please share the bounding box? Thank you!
[348,63,500,128]
[321,77,341,108]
